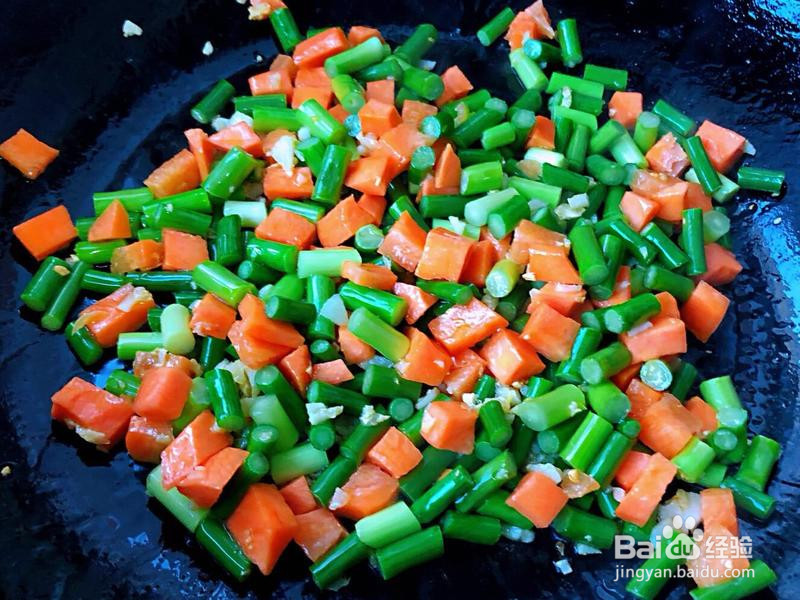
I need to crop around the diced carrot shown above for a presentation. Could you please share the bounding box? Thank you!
[681,280,730,343]
[442,349,486,401]
[312,359,354,384]
[144,149,200,199]
[328,103,349,124]
[611,362,642,391]
[699,243,742,286]
[480,328,545,385]
[255,206,316,249]
[88,199,131,242]
[338,326,375,364]
[526,115,556,149]
[608,91,643,129]
[415,227,475,282]
[645,132,690,177]
[228,320,293,369]
[366,426,423,478]
[506,471,568,528]
[51,377,134,448]
[249,70,293,98]
[344,154,391,196]
[613,450,652,491]
[77,284,155,347]
[239,294,304,347]
[357,193,386,226]
[160,410,232,489]
[620,191,660,232]
[527,241,582,284]
[316,195,373,247]
[524,0,555,38]
[415,174,459,200]
[270,53,297,79]
[654,291,680,320]
[292,27,350,69]
[701,487,738,535]
[593,265,632,308]
[421,400,478,454]
[460,240,495,288]
[131,350,200,379]
[528,282,586,315]
[374,123,432,179]
[436,66,473,106]
[521,303,580,362]
[248,0,287,20]
[110,239,164,273]
[358,99,402,137]
[688,522,750,588]
[178,447,249,507]
[401,99,438,129]
[620,317,687,363]
[125,415,174,463]
[0,128,59,179]
[396,327,451,386]
[12,205,76,260]
[639,394,700,458]
[184,128,216,180]
[227,483,298,575]
[696,120,746,174]
[334,462,399,519]
[392,282,437,325]
[341,260,397,290]
[348,25,384,46]
[654,181,688,222]
[686,396,719,437]
[378,211,428,272]
[263,165,314,200]
[505,11,538,50]
[190,293,236,339]
[509,219,569,264]
[293,508,348,562]
[429,297,509,354]
[162,228,209,271]
[432,143,461,190]
[366,79,395,105]
[133,366,193,421]
[209,121,263,157]
[629,170,688,223]
[615,453,677,526]
[294,67,331,90]
[278,344,312,397]
[279,476,317,514]
[685,181,713,212]
[291,86,333,109]
[626,378,663,422]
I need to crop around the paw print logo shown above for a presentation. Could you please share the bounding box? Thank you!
[662,516,702,560]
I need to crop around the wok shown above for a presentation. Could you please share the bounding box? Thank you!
[0,0,799,597]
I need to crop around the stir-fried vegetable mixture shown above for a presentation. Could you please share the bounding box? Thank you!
[6,0,789,596]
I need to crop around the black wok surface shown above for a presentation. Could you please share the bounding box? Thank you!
[1,0,799,597]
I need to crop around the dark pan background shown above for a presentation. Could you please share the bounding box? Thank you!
[1,0,799,598]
